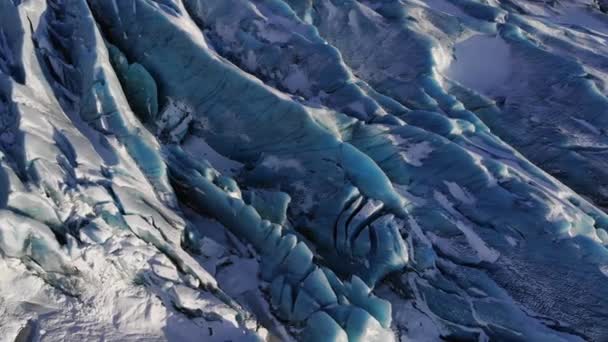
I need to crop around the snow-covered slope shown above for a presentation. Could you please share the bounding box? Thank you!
[0,0,607,341]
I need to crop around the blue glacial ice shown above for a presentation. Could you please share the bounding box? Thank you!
[0,0,608,341]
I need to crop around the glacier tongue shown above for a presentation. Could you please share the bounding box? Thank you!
[1,0,608,341]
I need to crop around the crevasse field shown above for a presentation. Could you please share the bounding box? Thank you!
[1,0,608,341]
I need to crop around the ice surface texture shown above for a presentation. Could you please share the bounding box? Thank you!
[1,0,608,341]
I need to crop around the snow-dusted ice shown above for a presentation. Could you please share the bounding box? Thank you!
[1,0,608,341]
[446,34,512,94]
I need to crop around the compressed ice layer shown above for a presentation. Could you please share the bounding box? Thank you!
[90,3,603,336]
[1,0,608,341]
[182,0,399,122]
[88,0,410,288]
[165,144,394,339]
[88,0,608,339]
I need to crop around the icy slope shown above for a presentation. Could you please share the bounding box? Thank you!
[0,0,607,341]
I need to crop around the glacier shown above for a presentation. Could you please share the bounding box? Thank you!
[0,0,607,341]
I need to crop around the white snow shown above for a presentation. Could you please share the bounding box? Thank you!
[376,285,442,342]
[419,0,466,17]
[446,34,512,94]
[182,135,243,176]
[401,142,434,167]
[2,0,608,341]
[504,235,518,247]
[0,237,261,342]
[456,221,500,263]
[444,181,476,204]
[260,154,305,173]
[284,66,310,94]
[572,117,602,135]
[600,265,608,277]
[555,5,608,35]
[200,237,226,259]
[216,258,260,298]
[434,191,500,263]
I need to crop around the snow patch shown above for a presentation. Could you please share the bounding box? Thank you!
[447,35,512,94]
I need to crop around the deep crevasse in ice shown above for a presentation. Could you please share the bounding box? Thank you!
[1,0,608,341]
